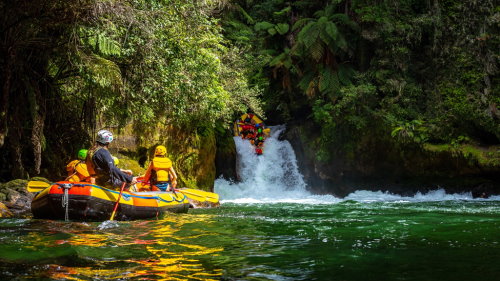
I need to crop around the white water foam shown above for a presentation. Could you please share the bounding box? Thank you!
[97,220,120,230]
[215,125,339,204]
[215,126,500,204]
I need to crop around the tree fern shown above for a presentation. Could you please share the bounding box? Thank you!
[83,54,123,91]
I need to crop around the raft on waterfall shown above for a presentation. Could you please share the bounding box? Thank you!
[31,181,190,221]
[234,113,271,155]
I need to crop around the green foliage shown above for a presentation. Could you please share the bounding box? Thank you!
[391,120,429,144]
[0,0,263,180]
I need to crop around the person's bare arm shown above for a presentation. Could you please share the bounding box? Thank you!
[168,167,178,188]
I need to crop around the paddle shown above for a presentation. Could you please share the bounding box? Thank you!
[109,182,127,221]
[27,181,51,192]
[136,178,219,204]
[175,188,219,204]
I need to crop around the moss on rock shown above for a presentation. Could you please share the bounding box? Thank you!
[117,159,146,176]
[2,179,29,193]
[0,202,13,218]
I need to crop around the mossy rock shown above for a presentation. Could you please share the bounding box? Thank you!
[5,189,20,203]
[117,159,146,176]
[31,177,50,184]
[0,179,28,193]
[0,202,13,218]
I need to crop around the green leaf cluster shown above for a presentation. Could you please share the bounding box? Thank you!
[221,0,499,162]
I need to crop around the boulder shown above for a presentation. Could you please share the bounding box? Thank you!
[0,202,13,218]
[0,179,35,218]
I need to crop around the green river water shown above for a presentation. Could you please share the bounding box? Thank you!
[2,132,499,280]
[0,199,499,280]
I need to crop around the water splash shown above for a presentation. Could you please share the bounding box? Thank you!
[97,220,120,230]
[215,126,500,204]
[215,126,338,203]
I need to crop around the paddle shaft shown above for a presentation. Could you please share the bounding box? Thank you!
[110,182,127,221]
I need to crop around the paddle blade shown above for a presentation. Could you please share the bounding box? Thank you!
[27,181,51,192]
[177,188,219,204]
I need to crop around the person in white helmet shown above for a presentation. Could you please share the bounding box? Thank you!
[86,129,137,190]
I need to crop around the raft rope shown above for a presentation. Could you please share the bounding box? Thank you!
[55,183,187,203]
[61,183,72,221]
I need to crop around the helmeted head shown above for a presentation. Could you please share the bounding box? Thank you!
[77,149,88,160]
[155,145,167,156]
[113,156,119,166]
[97,129,113,145]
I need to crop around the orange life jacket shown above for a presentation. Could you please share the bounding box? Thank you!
[66,160,91,182]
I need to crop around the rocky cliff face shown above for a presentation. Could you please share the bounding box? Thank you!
[285,122,500,198]
[215,129,237,181]
[112,124,217,192]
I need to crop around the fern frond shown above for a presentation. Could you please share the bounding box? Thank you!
[274,6,291,16]
[292,18,313,31]
[83,54,123,91]
[96,32,121,56]
[309,39,324,62]
[300,23,320,49]
[275,23,289,35]
[324,21,339,41]
[335,33,348,52]
[254,21,274,31]
[298,72,314,91]
[236,4,255,24]
[306,77,318,98]
[269,52,286,67]
[337,64,355,86]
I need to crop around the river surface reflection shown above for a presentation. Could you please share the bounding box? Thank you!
[0,200,499,280]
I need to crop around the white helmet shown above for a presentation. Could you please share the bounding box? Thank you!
[97,129,113,145]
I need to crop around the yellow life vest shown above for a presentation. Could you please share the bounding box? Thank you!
[152,157,172,182]
[66,160,90,182]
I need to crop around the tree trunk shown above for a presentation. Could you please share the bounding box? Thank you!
[0,48,14,148]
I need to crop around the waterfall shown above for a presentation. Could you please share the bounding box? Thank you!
[215,126,333,203]
[214,126,494,203]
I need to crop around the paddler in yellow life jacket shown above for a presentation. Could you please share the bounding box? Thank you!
[143,145,178,191]
[66,149,92,182]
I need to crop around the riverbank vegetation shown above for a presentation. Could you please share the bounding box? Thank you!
[220,0,498,161]
[219,0,499,192]
[1,0,498,192]
[0,0,262,182]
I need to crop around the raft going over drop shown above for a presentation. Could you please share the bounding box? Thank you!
[31,181,190,221]
[234,113,270,155]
